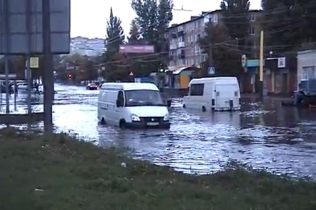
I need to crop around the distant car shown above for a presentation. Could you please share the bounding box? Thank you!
[86,83,98,90]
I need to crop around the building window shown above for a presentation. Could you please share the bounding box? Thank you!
[302,66,316,79]
[213,14,218,23]
[250,13,255,21]
[249,27,255,35]
[189,84,204,95]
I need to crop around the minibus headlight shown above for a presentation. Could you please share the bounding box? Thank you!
[131,114,140,121]
[163,113,169,121]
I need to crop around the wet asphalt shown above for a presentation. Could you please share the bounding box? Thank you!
[1,84,316,178]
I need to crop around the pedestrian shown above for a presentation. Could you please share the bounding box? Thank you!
[34,82,39,94]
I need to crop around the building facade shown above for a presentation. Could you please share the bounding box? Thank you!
[297,50,316,84]
[165,10,263,71]
[264,56,297,95]
[70,36,105,56]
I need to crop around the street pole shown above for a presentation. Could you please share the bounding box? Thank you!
[26,55,32,114]
[259,30,264,99]
[26,0,32,115]
[4,55,9,113]
[42,0,53,133]
[3,0,10,113]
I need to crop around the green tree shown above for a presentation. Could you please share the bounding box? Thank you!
[199,23,241,77]
[128,20,140,43]
[105,7,125,53]
[261,0,315,53]
[131,0,173,73]
[104,7,126,81]
[220,0,250,53]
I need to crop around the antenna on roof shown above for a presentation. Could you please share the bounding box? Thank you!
[173,5,192,12]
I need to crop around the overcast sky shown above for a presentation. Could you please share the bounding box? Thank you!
[70,0,261,38]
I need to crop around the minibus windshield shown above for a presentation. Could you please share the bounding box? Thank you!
[125,90,164,106]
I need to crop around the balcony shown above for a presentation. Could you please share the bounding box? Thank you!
[171,33,177,39]
[169,44,177,50]
[177,30,185,36]
[178,42,185,48]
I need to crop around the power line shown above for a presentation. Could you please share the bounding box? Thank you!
[173,6,192,12]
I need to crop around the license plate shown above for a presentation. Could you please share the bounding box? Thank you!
[147,122,159,126]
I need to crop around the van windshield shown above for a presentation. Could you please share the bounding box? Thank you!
[125,90,164,106]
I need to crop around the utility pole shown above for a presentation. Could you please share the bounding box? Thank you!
[42,0,54,133]
[259,30,264,99]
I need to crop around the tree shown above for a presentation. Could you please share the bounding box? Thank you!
[105,7,125,53]
[131,0,173,73]
[220,0,250,54]
[199,23,241,77]
[261,0,316,53]
[128,20,140,43]
[104,7,126,81]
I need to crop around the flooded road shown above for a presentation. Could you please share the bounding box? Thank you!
[2,84,316,178]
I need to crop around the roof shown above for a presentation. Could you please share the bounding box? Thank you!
[190,77,238,83]
[297,49,316,55]
[173,66,188,74]
[101,82,158,91]
[167,10,219,30]
[173,66,200,75]
[167,9,263,30]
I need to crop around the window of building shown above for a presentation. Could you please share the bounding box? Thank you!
[302,66,316,79]
[189,84,204,95]
[249,27,255,35]
[213,14,218,23]
[250,13,255,21]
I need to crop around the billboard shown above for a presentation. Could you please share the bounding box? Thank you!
[0,0,70,54]
[119,45,154,53]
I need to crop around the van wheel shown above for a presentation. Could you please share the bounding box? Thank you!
[202,106,206,112]
[183,104,186,108]
[100,118,105,125]
[119,119,126,129]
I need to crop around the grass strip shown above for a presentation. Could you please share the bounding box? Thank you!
[0,128,315,210]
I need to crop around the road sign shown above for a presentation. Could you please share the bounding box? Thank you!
[277,57,286,68]
[30,57,39,68]
[208,67,215,75]
[129,72,134,76]
[241,54,247,67]
[0,0,70,54]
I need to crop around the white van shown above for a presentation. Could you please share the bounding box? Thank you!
[97,82,170,129]
[183,77,240,111]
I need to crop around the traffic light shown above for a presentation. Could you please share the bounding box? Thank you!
[68,74,71,78]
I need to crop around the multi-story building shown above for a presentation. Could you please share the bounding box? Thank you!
[165,9,263,70]
[70,36,105,56]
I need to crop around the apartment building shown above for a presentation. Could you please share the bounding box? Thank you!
[165,10,263,70]
[70,36,105,56]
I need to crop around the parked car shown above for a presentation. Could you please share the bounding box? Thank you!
[86,83,98,90]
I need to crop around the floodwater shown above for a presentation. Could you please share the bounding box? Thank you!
[1,84,316,178]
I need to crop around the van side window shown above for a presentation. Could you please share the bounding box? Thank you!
[117,91,124,104]
[190,84,204,96]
